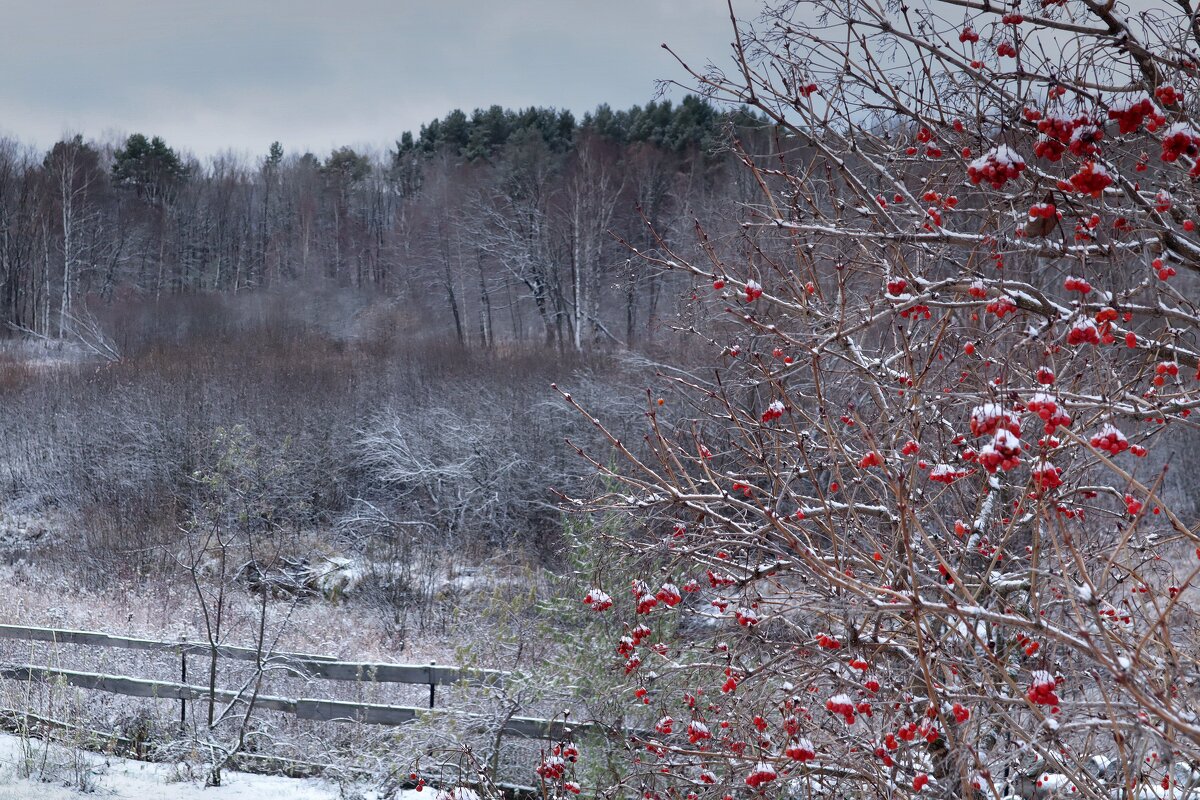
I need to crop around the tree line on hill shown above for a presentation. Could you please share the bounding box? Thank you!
[0,96,767,351]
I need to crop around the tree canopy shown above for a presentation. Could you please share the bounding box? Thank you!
[111,133,190,203]
[397,96,764,162]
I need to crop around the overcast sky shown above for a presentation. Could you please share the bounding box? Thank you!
[1,0,760,160]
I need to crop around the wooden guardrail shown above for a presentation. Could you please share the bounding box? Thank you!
[0,624,592,740]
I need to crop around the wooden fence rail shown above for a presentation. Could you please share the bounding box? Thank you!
[0,624,594,741]
[0,664,588,739]
[0,624,504,687]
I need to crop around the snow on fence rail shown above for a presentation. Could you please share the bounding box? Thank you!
[0,624,591,741]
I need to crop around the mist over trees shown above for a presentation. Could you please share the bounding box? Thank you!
[0,96,765,350]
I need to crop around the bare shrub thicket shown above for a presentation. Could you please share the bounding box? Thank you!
[0,291,646,609]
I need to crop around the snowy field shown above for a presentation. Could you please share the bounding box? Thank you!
[0,732,359,799]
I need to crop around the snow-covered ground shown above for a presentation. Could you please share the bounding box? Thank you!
[0,732,355,799]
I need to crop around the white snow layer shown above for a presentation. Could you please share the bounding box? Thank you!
[0,732,406,800]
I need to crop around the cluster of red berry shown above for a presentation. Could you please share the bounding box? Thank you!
[967,147,1026,189]
[1089,423,1129,455]
[744,762,777,788]
[1066,318,1100,346]
[1067,160,1112,197]
[1108,97,1156,134]
[1027,670,1062,706]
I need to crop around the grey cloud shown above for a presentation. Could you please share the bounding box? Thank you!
[0,0,757,157]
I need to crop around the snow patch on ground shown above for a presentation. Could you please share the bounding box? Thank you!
[0,732,368,799]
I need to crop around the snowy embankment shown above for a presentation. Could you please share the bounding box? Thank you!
[0,731,401,800]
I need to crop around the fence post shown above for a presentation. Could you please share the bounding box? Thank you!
[429,661,436,709]
[179,635,187,733]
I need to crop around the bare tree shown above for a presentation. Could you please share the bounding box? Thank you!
[563,133,626,349]
[176,425,302,787]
